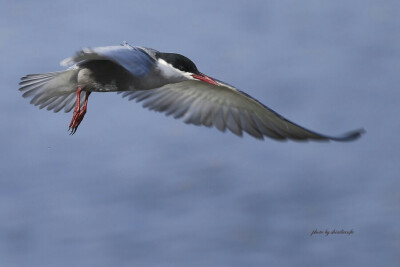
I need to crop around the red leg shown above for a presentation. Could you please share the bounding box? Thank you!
[69,88,91,135]
[69,87,82,130]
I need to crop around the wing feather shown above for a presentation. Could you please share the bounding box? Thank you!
[61,43,155,77]
[119,80,364,141]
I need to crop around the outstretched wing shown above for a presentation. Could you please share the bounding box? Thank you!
[61,43,155,77]
[120,80,364,141]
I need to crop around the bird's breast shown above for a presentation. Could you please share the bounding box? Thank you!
[77,60,186,92]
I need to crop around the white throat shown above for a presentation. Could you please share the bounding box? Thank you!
[157,58,194,80]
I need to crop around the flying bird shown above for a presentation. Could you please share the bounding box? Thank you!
[19,42,364,141]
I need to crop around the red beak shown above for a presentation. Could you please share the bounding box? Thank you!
[192,73,218,85]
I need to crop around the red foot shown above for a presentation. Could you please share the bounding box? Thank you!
[69,87,91,135]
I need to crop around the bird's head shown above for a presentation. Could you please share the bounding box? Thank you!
[156,52,218,85]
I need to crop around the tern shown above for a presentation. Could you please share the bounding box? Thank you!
[19,42,364,141]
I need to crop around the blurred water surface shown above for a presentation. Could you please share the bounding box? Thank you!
[0,0,399,266]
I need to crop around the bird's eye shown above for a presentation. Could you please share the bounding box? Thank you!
[178,65,185,71]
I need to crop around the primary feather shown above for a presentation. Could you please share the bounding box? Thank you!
[119,80,364,141]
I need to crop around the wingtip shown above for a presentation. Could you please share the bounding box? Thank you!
[331,128,366,142]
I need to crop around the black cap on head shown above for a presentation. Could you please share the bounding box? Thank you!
[156,52,200,74]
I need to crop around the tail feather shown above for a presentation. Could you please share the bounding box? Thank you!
[19,70,83,113]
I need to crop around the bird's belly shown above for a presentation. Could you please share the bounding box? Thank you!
[77,60,183,92]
